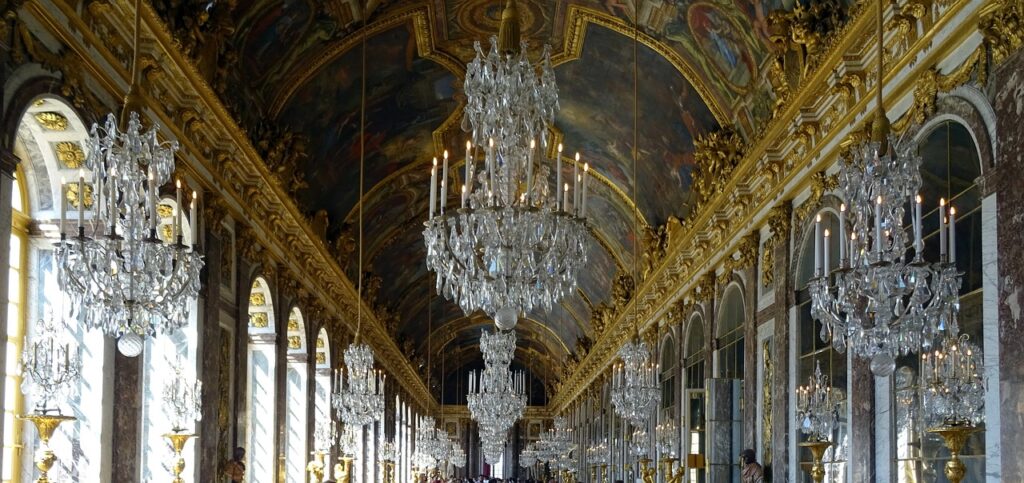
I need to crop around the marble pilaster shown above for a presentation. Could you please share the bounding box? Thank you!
[198,225,224,480]
[705,378,740,483]
[769,204,792,483]
[742,265,757,453]
[111,352,143,482]
[0,148,15,480]
[993,47,1024,482]
[848,357,875,483]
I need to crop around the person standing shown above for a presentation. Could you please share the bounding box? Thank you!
[223,447,246,483]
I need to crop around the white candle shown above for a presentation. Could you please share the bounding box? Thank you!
[487,139,495,204]
[823,229,830,275]
[461,184,467,209]
[949,206,957,264]
[527,138,535,205]
[108,167,117,231]
[429,159,437,219]
[563,183,570,214]
[838,203,846,266]
[148,168,157,231]
[556,143,563,211]
[174,179,182,242]
[190,191,197,247]
[582,163,589,218]
[465,141,472,194]
[939,198,947,260]
[874,196,883,254]
[77,169,85,231]
[59,178,66,236]
[441,150,449,212]
[573,152,580,213]
[814,214,822,276]
[914,195,923,255]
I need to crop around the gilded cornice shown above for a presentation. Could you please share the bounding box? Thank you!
[549,0,991,411]
[23,0,438,410]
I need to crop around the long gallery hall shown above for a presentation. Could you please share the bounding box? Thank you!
[0,0,1021,482]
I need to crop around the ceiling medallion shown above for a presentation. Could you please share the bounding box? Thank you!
[423,0,590,330]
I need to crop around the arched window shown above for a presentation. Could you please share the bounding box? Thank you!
[795,209,847,482]
[893,120,985,481]
[683,314,705,483]
[140,197,199,482]
[285,308,309,483]
[660,335,676,412]
[2,97,110,482]
[246,277,277,481]
[717,284,745,380]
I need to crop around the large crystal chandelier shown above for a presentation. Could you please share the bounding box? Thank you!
[335,13,385,428]
[423,0,589,330]
[56,116,203,356]
[415,416,450,468]
[333,343,385,426]
[21,315,82,413]
[796,361,845,442]
[56,0,202,357]
[922,334,985,427]
[808,0,961,378]
[611,337,659,427]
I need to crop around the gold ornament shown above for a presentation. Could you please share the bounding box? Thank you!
[34,112,69,131]
[20,413,75,483]
[927,424,982,483]
[163,432,197,483]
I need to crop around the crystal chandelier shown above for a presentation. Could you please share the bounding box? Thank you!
[20,315,82,413]
[333,343,385,426]
[796,360,845,442]
[315,420,338,452]
[423,0,589,330]
[611,338,659,426]
[482,438,506,464]
[520,442,538,467]
[467,366,527,435]
[162,355,202,432]
[922,334,986,427]
[56,113,203,356]
[339,423,360,457]
[655,418,678,458]
[629,426,649,458]
[380,440,397,462]
[415,415,449,468]
[536,416,575,465]
[808,0,961,377]
[450,441,466,468]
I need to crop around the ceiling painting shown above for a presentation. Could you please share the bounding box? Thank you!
[554,23,718,226]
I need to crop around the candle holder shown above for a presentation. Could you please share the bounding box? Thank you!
[163,431,196,483]
[600,464,608,483]
[660,457,685,483]
[307,450,328,483]
[20,413,75,483]
[927,423,981,483]
[798,440,831,483]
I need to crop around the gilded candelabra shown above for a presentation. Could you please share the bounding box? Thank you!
[660,458,685,483]
[600,464,608,483]
[163,432,196,483]
[798,440,831,483]
[336,456,354,483]
[638,458,655,483]
[381,459,396,483]
[589,465,597,483]
[307,451,327,483]
[20,414,75,483]
[927,424,981,483]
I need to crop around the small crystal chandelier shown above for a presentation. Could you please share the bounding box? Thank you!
[162,355,202,433]
[808,0,961,377]
[796,360,844,442]
[55,0,203,357]
[655,418,678,459]
[922,334,986,427]
[20,315,82,413]
[628,426,649,458]
[468,330,527,436]
[315,420,338,452]
[380,440,398,462]
[333,344,385,426]
[521,442,538,467]
[536,416,575,466]
[449,441,466,468]
[339,423,360,457]
[611,337,659,427]
[423,0,589,330]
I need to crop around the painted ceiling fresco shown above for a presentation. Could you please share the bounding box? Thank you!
[205,0,832,386]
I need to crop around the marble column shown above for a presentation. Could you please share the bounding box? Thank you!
[848,357,875,483]
[198,224,224,480]
[0,148,16,481]
[705,378,740,483]
[993,48,1024,481]
[111,351,144,481]
[769,204,793,483]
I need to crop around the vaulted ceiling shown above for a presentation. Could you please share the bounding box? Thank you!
[187,0,808,396]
